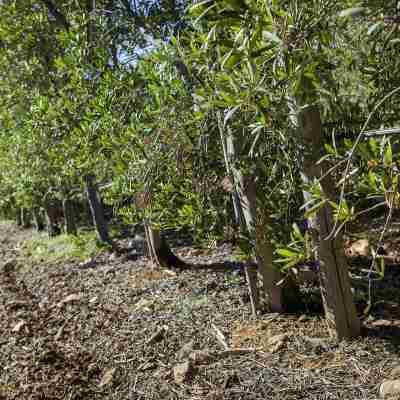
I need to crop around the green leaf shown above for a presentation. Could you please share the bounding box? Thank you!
[367,22,383,35]
[304,200,326,219]
[384,144,392,166]
[324,143,336,155]
[276,248,298,258]
[223,52,241,69]
[189,0,214,15]
[224,105,240,126]
[194,2,218,24]
[262,31,282,45]
[224,0,247,11]
[368,171,377,191]
[338,7,365,18]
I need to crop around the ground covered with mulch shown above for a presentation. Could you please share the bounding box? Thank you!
[1,222,400,400]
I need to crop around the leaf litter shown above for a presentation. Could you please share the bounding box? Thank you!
[1,223,400,399]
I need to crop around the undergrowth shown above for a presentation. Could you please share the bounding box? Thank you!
[22,230,102,263]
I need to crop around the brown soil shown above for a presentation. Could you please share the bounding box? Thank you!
[1,222,400,399]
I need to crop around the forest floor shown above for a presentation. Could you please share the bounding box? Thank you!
[1,221,400,400]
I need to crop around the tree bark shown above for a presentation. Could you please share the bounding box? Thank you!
[32,207,45,231]
[298,106,360,340]
[16,208,22,226]
[84,174,111,243]
[21,208,31,229]
[63,198,77,235]
[244,263,259,316]
[218,114,260,312]
[233,170,283,312]
[221,120,283,312]
[44,202,61,237]
[146,226,188,270]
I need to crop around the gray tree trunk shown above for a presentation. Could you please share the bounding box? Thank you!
[21,208,31,228]
[84,174,111,243]
[32,207,45,231]
[233,169,283,312]
[244,264,259,316]
[16,208,22,226]
[218,115,261,312]
[145,224,188,270]
[298,106,360,339]
[144,219,158,264]
[63,198,77,235]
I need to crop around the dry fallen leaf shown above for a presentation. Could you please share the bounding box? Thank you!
[346,239,370,257]
[173,361,191,384]
[177,340,195,360]
[267,334,288,353]
[189,350,214,365]
[58,293,82,307]
[133,298,153,312]
[371,319,393,327]
[54,324,65,341]
[146,325,167,345]
[379,379,400,398]
[12,320,26,333]
[99,368,116,387]
[390,366,400,379]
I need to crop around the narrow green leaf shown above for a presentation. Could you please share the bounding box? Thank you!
[276,248,298,258]
[224,105,240,126]
[262,31,282,45]
[338,7,365,18]
[384,144,392,166]
[304,200,326,219]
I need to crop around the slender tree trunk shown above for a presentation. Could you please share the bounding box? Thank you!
[298,106,360,339]
[233,169,283,312]
[16,208,22,226]
[44,202,61,237]
[84,174,111,243]
[145,225,187,270]
[32,207,45,231]
[218,114,261,311]
[21,208,31,228]
[144,219,157,264]
[244,263,259,316]
[63,198,77,235]
[232,191,246,228]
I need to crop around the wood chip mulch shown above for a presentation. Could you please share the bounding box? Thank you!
[1,223,400,400]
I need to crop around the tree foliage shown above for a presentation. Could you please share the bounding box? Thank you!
[1,0,400,331]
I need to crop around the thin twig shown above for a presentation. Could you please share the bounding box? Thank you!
[211,323,229,350]
[367,199,394,309]
[328,86,400,240]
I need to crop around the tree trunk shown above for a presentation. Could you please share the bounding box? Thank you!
[218,114,261,312]
[233,170,283,312]
[44,202,61,237]
[32,207,45,231]
[84,174,111,243]
[244,263,259,316]
[145,225,188,270]
[298,106,360,340]
[63,198,77,235]
[16,208,22,226]
[21,208,31,228]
